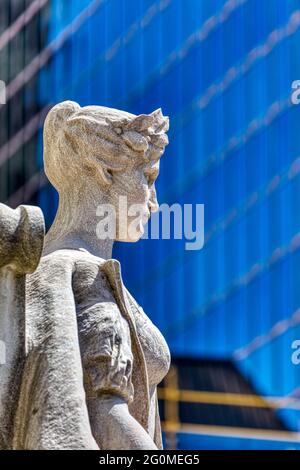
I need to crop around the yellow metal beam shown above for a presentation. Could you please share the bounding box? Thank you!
[162,422,300,443]
[158,388,300,410]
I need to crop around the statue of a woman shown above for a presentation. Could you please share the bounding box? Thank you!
[13,101,171,450]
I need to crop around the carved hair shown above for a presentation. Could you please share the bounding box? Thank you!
[43,101,169,191]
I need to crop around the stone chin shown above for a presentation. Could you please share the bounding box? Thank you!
[117,218,147,243]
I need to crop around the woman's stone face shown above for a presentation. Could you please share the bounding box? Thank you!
[110,159,160,243]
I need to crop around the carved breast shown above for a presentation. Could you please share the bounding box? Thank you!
[126,293,170,387]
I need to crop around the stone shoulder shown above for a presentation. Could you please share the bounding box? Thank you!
[39,248,106,272]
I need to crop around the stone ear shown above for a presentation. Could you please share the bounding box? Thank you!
[96,164,114,186]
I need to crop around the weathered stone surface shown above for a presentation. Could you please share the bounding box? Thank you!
[3,101,171,450]
[0,204,44,449]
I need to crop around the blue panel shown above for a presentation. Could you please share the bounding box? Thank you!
[37,0,300,448]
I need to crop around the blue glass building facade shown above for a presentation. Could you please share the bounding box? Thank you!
[39,0,300,448]
[2,0,300,449]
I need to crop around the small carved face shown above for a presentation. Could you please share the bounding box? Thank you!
[111,156,161,242]
[107,109,169,242]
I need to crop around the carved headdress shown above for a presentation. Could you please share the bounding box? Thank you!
[43,101,169,190]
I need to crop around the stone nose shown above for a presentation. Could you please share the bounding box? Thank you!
[148,188,159,213]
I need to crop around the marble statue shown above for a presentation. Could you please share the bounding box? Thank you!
[0,204,44,449]
[5,101,171,449]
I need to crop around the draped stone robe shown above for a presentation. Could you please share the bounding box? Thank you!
[13,250,170,449]
[0,204,169,450]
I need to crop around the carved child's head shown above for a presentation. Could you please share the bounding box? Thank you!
[43,101,169,242]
